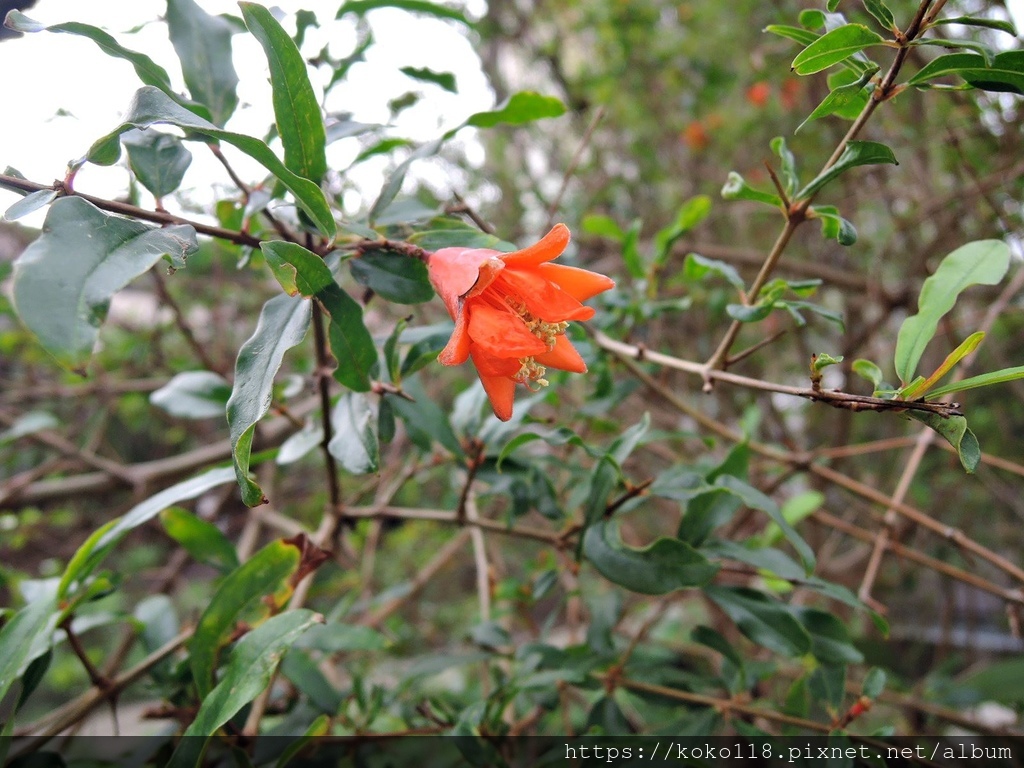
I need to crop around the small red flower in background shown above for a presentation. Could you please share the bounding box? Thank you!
[427,224,615,421]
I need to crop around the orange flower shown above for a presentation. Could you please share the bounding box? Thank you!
[428,224,614,421]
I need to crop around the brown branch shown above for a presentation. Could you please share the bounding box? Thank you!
[150,270,226,376]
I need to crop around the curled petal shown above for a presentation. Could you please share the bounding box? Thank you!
[535,335,587,373]
[428,247,503,317]
[495,268,594,323]
[475,366,516,422]
[500,223,570,268]
[538,263,616,302]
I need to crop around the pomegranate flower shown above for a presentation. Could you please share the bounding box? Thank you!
[428,224,615,421]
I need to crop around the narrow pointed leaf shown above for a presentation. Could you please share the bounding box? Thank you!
[2,189,56,221]
[583,521,719,594]
[189,539,304,699]
[241,3,327,182]
[0,595,59,708]
[721,172,783,207]
[791,24,886,75]
[895,240,1009,383]
[924,366,1024,400]
[796,140,897,199]
[171,610,321,766]
[862,0,895,31]
[227,294,311,506]
[337,0,473,26]
[901,331,984,400]
[908,51,1024,94]
[932,16,1017,36]
[88,87,335,237]
[167,0,239,126]
[160,507,240,573]
[464,91,566,129]
[796,65,878,132]
[706,586,811,657]
[12,197,198,372]
[261,241,376,391]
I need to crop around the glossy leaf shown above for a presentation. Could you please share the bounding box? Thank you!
[336,0,473,26]
[932,16,1017,36]
[167,0,239,126]
[901,331,984,400]
[3,189,56,222]
[583,521,719,594]
[721,171,783,207]
[810,205,858,245]
[4,11,209,120]
[190,539,303,699]
[791,24,886,75]
[276,419,324,465]
[150,371,232,420]
[852,359,884,390]
[907,411,980,473]
[924,366,1024,400]
[705,586,811,657]
[908,51,1024,94]
[861,0,895,30]
[350,252,434,304]
[716,475,815,572]
[58,466,237,598]
[464,91,566,129]
[227,293,311,506]
[122,129,192,199]
[796,140,897,199]
[683,252,745,290]
[327,392,379,474]
[765,24,818,47]
[894,240,1009,383]
[87,87,336,237]
[241,3,326,182]
[0,594,58,708]
[171,610,321,765]
[160,507,240,573]
[797,607,864,665]
[796,65,878,132]
[11,197,198,372]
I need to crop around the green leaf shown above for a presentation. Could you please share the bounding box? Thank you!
[294,622,389,652]
[327,392,379,474]
[791,24,887,75]
[171,610,321,765]
[465,91,566,129]
[122,129,193,199]
[583,455,619,528]
[3,189,57,222]
[58,466,237,598]
[796,140,897,199]
[862,667,886,698]
[894,240,1010,383]
[336,0,473,26]
[150,371,232,419]
[726,302,774,323]
[692,625,747,683]
[581,214,625,242]
[368,138,443,224]
[652,195,712,263]
[908,51,1024,94]
[4,11,210,120]
[901,331,984,400]
[583,521,719,594]
[683,253,745,290]
[261,242,377,392]
[240,3,327,182]
[11,197,198,372]
[764,24,820,47]
[715,475,815,572]
[608,412,650,464]
[705,586,811,657]
[796,65,878,132]
[932,16,1017,36]
[227,293,311,506]
[87,86,336,237]
[770,136,799,197]
[190,539,304,699]
[389,377,464,456]
[861,0,895,31]
[167,0,239,126]
[852,358,884,389]
[906,411,980,473]
[350,252,434,304]
[160,507,240,573]
[401,65,458,93]
[912,38,997,67]
[812,353,844,373]
[721,171,783,207]
[809,204,858,245]
[924,366,1024,400]
[0,594,59,709]
[796,607,864,665]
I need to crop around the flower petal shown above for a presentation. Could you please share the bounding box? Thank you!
[537,263,616,302]
[536,335,587,373]
[438,309,471,366]
[476,369,516,421]
[467,303,549,358]
[428,247,503,317]
[495,267,594,323]
[500,223,570,268]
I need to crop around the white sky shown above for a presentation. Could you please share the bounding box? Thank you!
[0,0,493,225]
